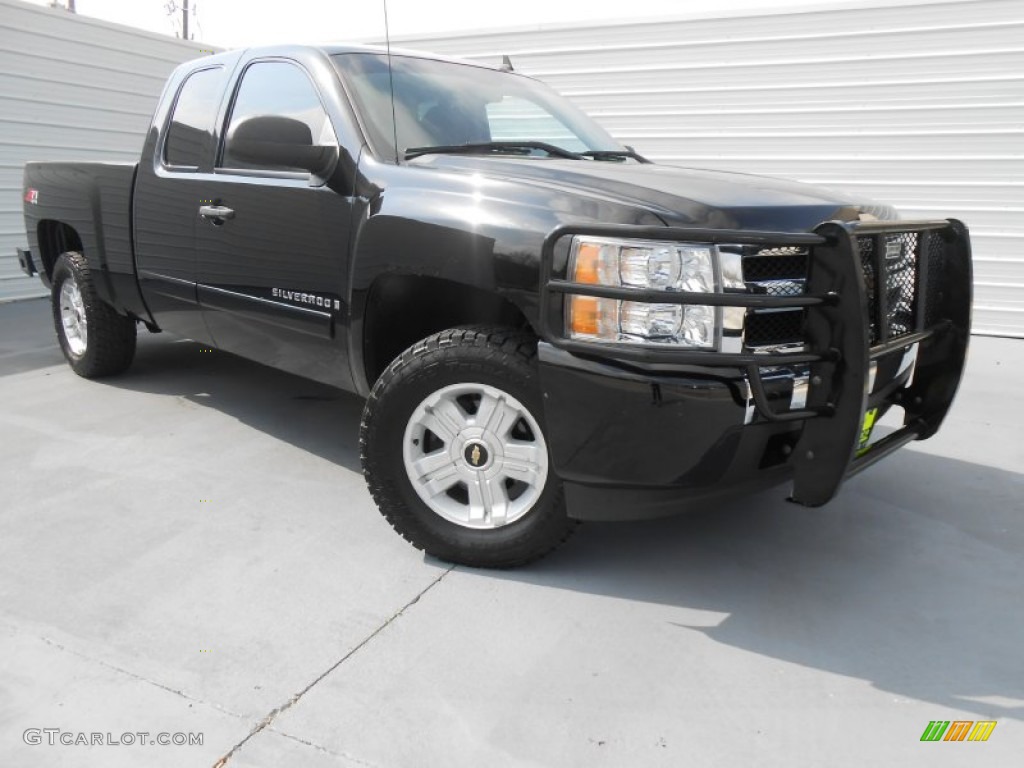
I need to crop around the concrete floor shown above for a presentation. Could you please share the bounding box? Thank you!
[1,297,1021,767]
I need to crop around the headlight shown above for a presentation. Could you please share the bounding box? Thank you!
[567,236,719,348]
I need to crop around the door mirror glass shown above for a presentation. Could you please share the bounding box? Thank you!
[228,115,337,176]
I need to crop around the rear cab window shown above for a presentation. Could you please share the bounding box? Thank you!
[163,67,225,169]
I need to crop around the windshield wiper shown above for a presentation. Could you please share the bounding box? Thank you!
[404,141,584,161]
[579,148,651,163]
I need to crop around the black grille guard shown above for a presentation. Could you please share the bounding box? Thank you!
[539,219,972,506]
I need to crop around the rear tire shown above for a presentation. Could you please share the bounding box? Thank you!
[360,326,577,568]
[51,251,136,378]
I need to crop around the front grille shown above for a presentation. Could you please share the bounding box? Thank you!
[743,246,808,350]
[752,280,804,297]
[745,309,805,347]
[742,230,938,351]
[743,248,808,283]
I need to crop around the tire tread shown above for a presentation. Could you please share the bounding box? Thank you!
[52,251,136,378]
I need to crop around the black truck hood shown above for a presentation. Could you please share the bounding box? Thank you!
[412,155,896,231]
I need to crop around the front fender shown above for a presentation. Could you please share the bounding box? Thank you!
[348,156,666,338]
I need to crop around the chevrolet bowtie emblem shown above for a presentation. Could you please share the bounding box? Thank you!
[471,445,482,466]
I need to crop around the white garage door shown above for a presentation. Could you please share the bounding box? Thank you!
[395,0,1024,337]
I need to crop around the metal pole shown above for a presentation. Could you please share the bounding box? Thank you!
[67,0,76,11]
[183,0,189,40]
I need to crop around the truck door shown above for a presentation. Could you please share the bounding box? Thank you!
[134,64,228,344]
[195,58,355,389]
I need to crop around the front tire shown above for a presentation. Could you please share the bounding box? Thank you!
[51,251,136,378]
[360,327,577,568]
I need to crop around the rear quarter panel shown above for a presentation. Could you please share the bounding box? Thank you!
[23,161,150,321]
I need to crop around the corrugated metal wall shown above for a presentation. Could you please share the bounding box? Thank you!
[2,0,1019,334]
[394,0,1024,337]
[0,0,214,302]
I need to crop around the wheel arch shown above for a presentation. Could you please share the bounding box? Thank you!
[36,220,83,280]
[359,273,534,392]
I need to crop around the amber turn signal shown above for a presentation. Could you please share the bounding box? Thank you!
[569,243,603,335]
[569,295,599,336]
[573,242,601,284]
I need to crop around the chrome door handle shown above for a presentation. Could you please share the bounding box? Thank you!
[199,205,235,222]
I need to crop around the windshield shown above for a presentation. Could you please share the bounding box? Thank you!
[334,53,623,161]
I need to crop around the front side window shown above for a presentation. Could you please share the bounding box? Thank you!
[220,61,335,172]
[164,67,224,168]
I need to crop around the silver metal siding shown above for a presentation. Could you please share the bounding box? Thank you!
[0,0,216,302]
[395,0,1024,337]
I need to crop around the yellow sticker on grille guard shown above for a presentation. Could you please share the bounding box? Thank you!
[857,408,879,456]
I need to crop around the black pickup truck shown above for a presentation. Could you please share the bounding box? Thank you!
[19,45,971,567]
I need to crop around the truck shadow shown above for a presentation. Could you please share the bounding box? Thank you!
[499,448,1024,720]
[0,298,64,378]
[111,333,1023,720]
[109,333,366,473]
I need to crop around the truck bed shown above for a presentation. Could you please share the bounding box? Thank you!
[23,161,148,321]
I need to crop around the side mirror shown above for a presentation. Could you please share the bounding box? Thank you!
[227,116,338,178]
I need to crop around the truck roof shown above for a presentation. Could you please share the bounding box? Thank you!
[194,43,502,73]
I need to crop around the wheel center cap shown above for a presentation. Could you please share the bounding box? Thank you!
[463,440,491,470]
